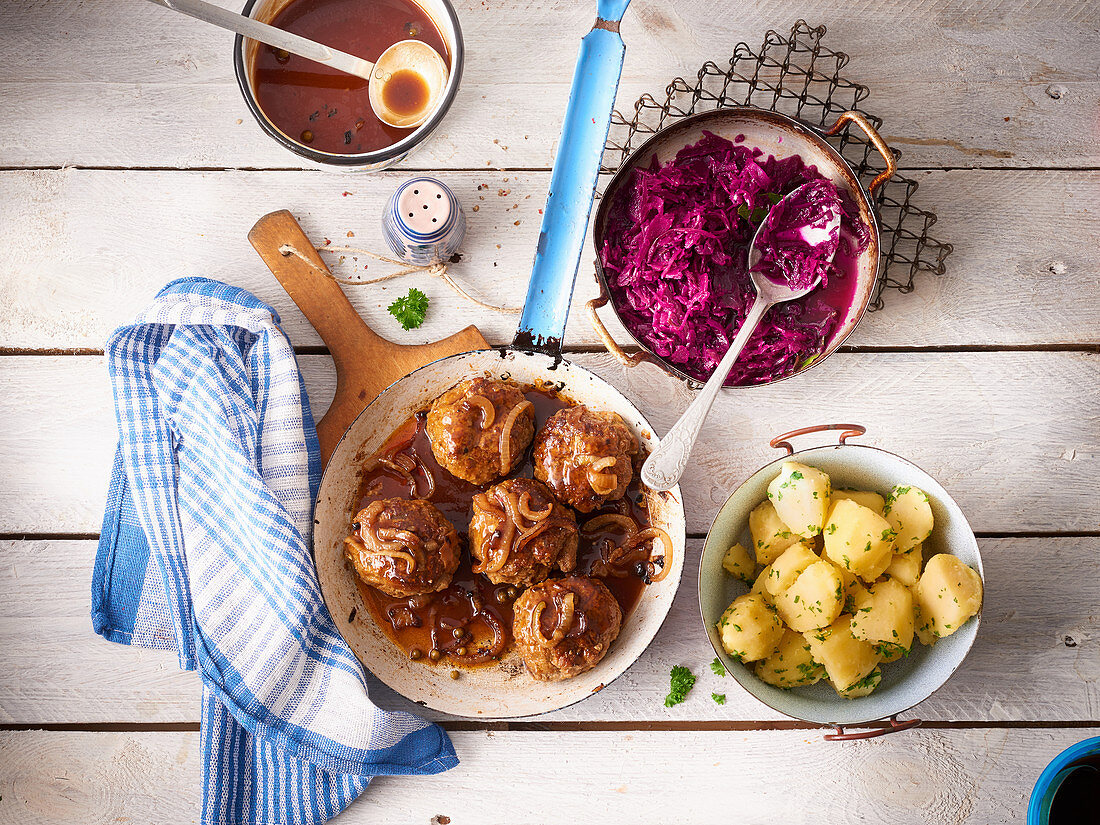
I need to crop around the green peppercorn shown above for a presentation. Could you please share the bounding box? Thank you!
[300,130,314,144]
[505,586,518,599]
[449,670,460,680]
[409,648,422,661]
[455,647,467,657]
[428,648,442,662]
[452,627,464,639]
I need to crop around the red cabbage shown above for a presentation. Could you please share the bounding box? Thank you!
[752,178,842,291]
[600,131,871,386]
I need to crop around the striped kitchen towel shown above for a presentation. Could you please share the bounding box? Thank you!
[91,278,457,825]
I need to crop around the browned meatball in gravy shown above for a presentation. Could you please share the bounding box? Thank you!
[344,498,460,598]
[513,576,623,681]
[426,377,536,486]
[469,477,579,586]
[532,405,639,513]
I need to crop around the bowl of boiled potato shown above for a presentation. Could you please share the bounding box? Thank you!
[700,424,984,732]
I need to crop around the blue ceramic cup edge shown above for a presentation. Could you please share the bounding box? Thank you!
[1028,735,1100,824]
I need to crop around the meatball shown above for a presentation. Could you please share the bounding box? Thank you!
[344,498,460,598]
[426,377,536,486]
[469,477,579,586]
[532,405,639,512]
[512,576,623,681]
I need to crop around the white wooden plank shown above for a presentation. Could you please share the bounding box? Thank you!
[0,352,1096,535]
[0,727,1090,824]
[0,1,1097,169]
[1,532,1095,725]
[1,168,1098,351]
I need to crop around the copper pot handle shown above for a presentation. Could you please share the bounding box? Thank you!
[586,281,647,368]
[824,111,897,196]
[824,715,922,741]
[770,423,866,454]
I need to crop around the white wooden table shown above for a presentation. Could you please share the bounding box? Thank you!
[1,1,1098,822]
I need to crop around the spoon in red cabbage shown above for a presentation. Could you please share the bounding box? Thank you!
[641,180,843,492]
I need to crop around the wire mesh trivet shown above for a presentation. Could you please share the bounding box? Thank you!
[600,20,952,311]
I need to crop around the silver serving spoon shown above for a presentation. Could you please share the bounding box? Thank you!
[641,182,842,492]
[145,0,448,129]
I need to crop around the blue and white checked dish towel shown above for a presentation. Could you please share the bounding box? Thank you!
[91,278,457,825]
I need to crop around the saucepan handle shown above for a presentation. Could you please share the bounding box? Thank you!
[586,283,648,368]
[770,423,867,454]
[824,715,922,741]
[824,111,897,196]
[512,0,632,356]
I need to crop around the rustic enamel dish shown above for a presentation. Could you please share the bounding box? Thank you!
[310,0,686,717]
[317,351,685,717]
[588,107,896,388]
[699,425,983,737]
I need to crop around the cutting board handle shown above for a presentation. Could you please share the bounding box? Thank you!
[249,209,489,464]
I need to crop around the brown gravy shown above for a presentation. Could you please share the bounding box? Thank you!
[381,69,431,118]
[250,0,449,155]
[350,386,653,670]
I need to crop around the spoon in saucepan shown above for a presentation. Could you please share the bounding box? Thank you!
[145,0,448,129]
[641,181,843,492]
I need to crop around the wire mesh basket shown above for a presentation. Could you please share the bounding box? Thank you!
[601,20,952,311]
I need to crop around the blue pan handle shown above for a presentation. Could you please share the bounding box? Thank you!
[512,0,631,355]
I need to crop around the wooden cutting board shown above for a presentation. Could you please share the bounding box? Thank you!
[249,209,489,466]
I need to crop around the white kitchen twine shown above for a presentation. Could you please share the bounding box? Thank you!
[278,242,521,314]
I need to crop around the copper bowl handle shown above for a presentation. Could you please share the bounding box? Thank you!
[824,715,922,741]
[587,281,647,368]
[770,423,867,455]
[824,111,897,196]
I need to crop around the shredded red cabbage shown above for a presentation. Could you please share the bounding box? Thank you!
[599,132,871,386]
[752,178,842,291]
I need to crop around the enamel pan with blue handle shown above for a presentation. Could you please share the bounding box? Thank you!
[308,0,688,718]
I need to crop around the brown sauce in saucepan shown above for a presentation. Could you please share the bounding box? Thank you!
[350,386,655,669]
[250,0,450,155]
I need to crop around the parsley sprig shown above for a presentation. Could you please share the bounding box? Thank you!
[664,665,696,707]
[387,287,429,330]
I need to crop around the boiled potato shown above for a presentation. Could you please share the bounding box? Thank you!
[849,578,915,657]
[718,593,784,662]
[836,667,882,699]
[885,485,934,553]
[822,498,896,582]
[804,615,880,691]
[832,489,886,515]
[884,542,923,587]
[766,461,831,538]
[751,565,775,604]
[774,560,845,632]
[748,500,799,565]
[914,617,937,647]
[722,542,755,583]
[863,548,894,581]
[755,628,825,688]
[764,542,820,596]
[844,580,872,616]
[827,559,867,613]
[913,553,983,640]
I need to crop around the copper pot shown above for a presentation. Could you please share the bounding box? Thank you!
[588,107,896,387]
